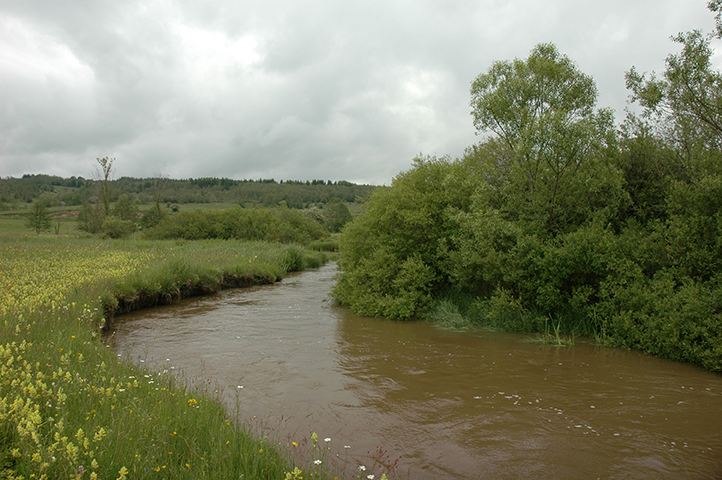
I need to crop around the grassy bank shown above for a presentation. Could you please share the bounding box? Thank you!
[0,236,336,479]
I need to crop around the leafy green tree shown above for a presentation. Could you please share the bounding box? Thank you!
[626,29,722,172]
[323,199,352,232]
[77,202,104,234]
[112,194,139,224]
[25,200,51,234]
[470,43,617,233]
[139,206,167,229]
[613,117,684,225]
[101,216,134,239]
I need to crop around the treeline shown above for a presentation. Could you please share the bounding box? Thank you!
[0,175,375,210]
[72,165,354,241]
[333,17,722,372]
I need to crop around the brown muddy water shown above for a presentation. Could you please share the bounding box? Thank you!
[109,262,722,479]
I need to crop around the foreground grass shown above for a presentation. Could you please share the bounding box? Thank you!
[0,236,336,480]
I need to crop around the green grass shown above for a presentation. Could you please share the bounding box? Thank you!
[0,236,338,479]
[0,206,82,236]
[525,319,576,346]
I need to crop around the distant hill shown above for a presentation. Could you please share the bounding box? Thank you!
[0,174,378,210]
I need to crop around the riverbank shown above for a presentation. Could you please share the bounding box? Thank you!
[0,236,336,480]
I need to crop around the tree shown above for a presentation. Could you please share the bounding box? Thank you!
[323,199,352,232]
[141,175,168,228]
[101,216,134,239]
[77,202,103,234]
[25,200,51,234]
[112,194,139,224]
[470,43,616,233]
[626,28,722,172]
[95,157,114,218]
[708,0,722,38]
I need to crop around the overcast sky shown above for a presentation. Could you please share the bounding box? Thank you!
[1,1,719,185]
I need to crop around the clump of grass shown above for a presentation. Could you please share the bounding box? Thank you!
[526,318,576,347]
[308,237,339,252]
[0,236,338,480]
[427,299,472,329]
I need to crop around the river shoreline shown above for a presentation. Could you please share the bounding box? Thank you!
[112,261,722,479]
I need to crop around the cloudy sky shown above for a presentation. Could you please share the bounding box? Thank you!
[1,1,719,185]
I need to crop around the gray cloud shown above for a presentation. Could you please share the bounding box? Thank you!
[0,1,718,185]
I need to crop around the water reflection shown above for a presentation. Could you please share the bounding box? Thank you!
[110,262,722,479]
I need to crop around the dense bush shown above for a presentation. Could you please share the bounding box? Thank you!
[143,206,329,245]
[101,215,134,238]
[334,149,722,371]
[334,36,722,372]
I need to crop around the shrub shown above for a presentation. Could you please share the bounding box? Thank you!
[101,216,134,238]
[144,207,328,244]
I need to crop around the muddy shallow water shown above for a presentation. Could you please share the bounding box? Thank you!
[109,262,722,479]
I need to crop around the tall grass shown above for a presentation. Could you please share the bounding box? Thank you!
[0,236,336,479]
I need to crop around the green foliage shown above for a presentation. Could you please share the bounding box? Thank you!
[616,119,682,225]
[470,43,617,234]
[334,246,436,320]
[0,237,336,479]
[0,176,374,232]
[335,37,722,372]
[664,175,722,279]
[427,299,471,330]
[594,270,722,372]
[77,202,104,234]
[143,206,328,245]
[140,204,167,229]
[307,237,339,252]
[24,200,51,234]
[96,157,114,218]
[626,29,722,173]
[322,199,352,232]
[112,194,139,223]
[101,216,135,239]
[333,156,475,320]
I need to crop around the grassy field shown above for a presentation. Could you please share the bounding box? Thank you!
[0,207,82,236]
[0,236,344,480]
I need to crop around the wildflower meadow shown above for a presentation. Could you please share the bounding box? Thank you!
[0,236,340,479]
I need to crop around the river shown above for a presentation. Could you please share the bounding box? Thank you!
[109,262,722,479]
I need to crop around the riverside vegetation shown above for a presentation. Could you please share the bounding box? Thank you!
[333,12,722,373]
[0,236,345,479]
[4,7,722,478]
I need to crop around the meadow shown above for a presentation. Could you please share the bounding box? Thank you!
[0,236,346,480]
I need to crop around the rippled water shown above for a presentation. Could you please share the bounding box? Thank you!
[109,262,722,479]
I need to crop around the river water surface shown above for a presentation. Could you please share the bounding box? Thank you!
[110,262,722,479]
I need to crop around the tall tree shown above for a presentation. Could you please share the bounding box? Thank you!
[469,43,615,233]
[626,24,722,171]
[95,157,114,218]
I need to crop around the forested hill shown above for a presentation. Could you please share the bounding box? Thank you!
[0,175,377,209]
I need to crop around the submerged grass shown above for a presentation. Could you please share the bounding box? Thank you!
[426,300,473,330]
[427,291,577,347]
[525,319,576,347]
[0,236,336,479]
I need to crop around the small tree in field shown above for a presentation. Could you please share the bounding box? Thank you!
[26,200,51,234]
[95,157,114,218]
